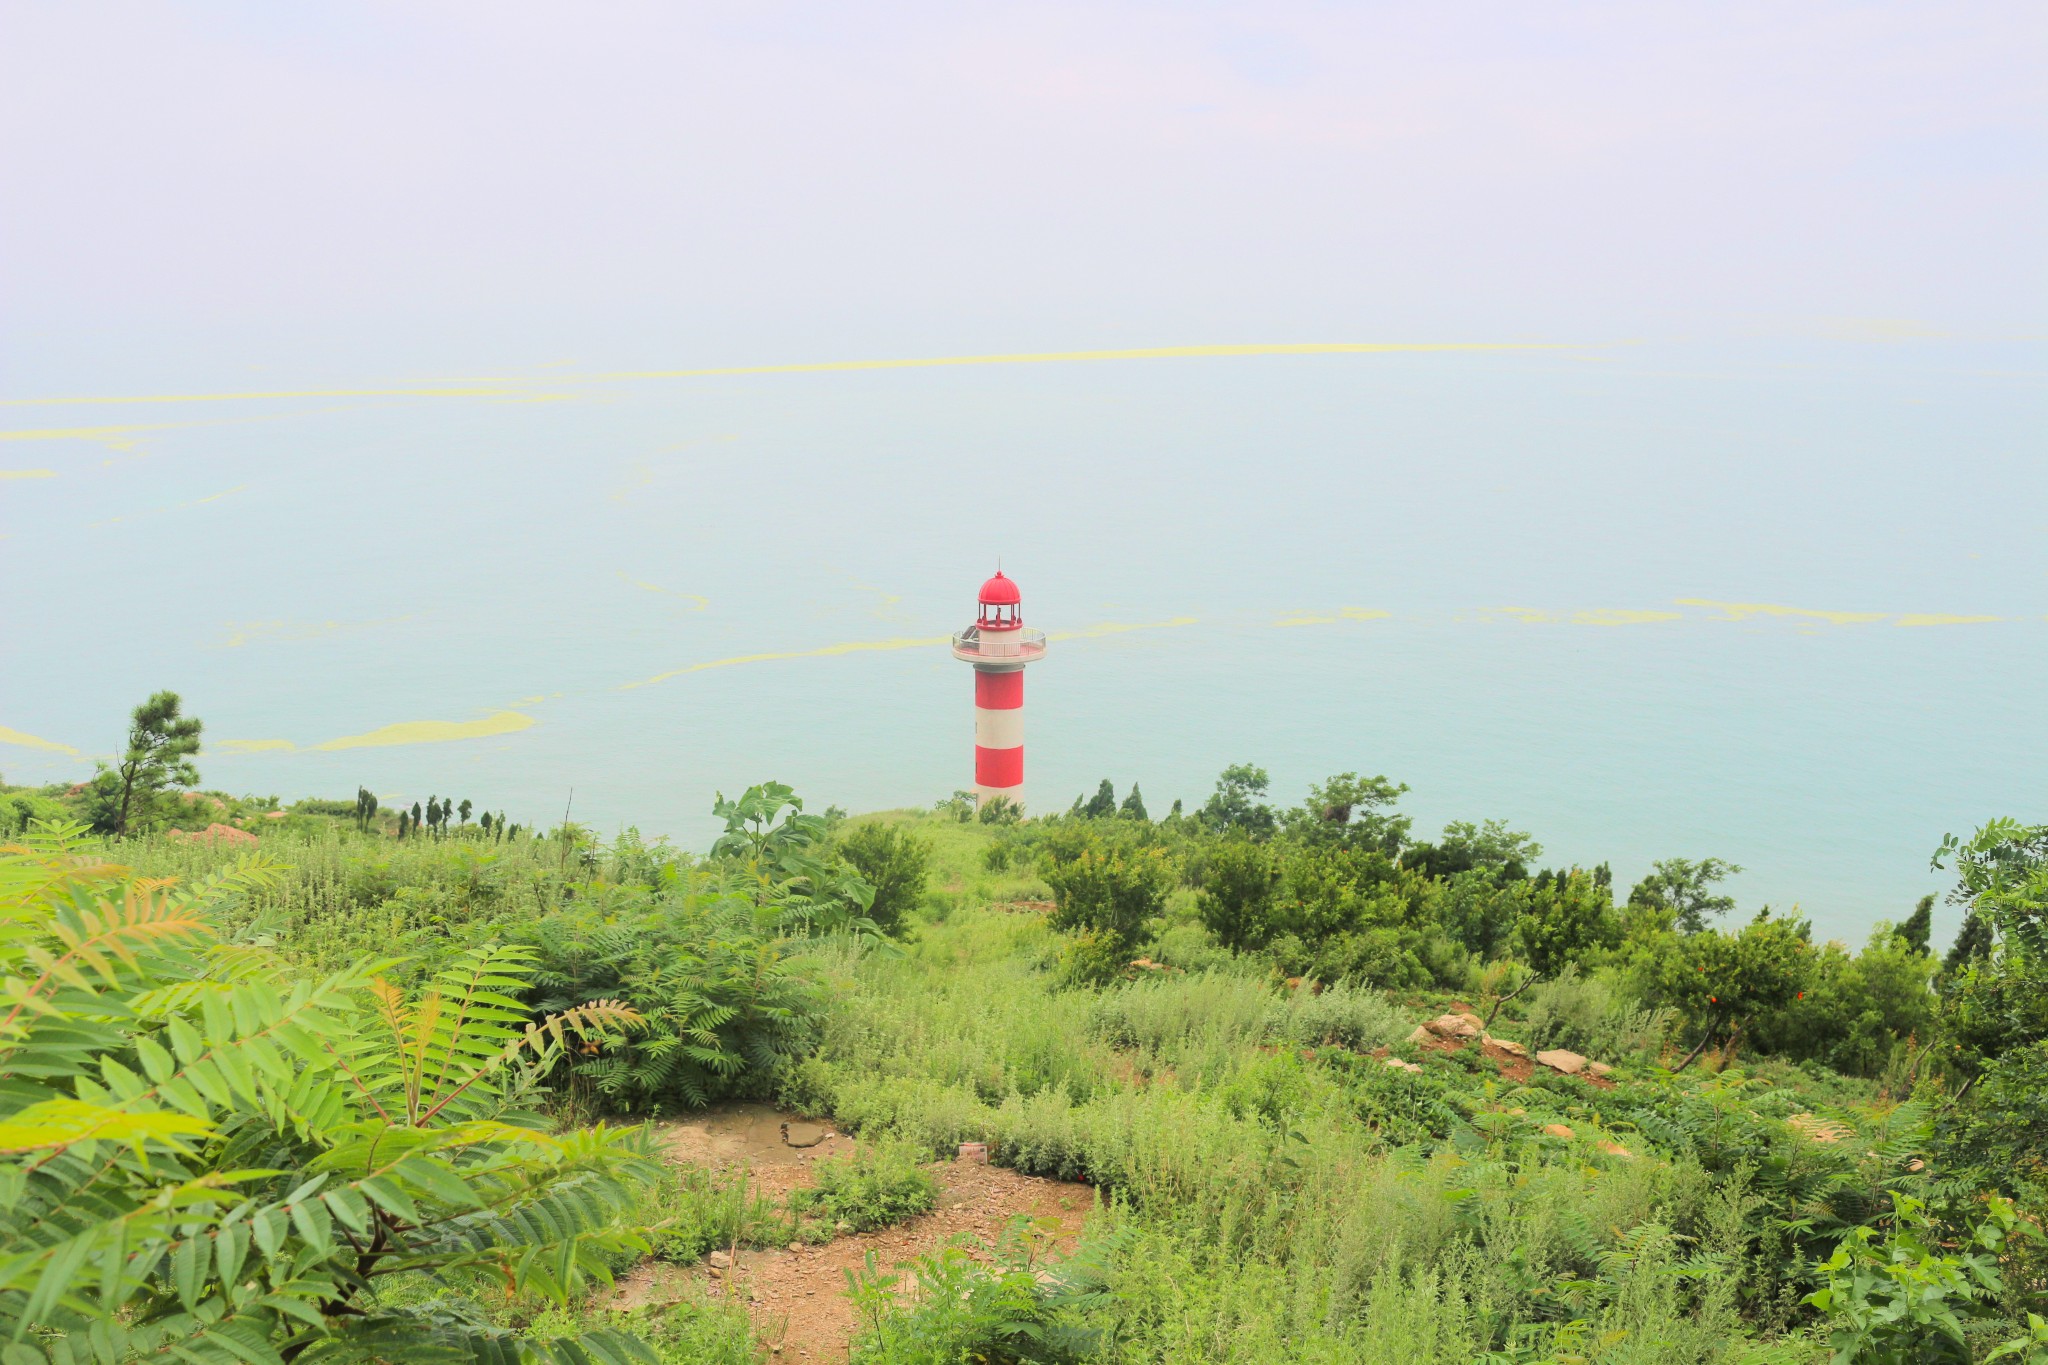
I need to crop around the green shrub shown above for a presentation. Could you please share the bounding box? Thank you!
[1805,1192,2030,1364]
[0,825,660,1364]
[1267,981,1409,1050]
[1194,838,1280,949]
[1044,843,1173,953]
[792,1139,940,1233]
[1523,966,1673,1061]
[847,1221,1106,1364]
[524,892,827,1110]
[839,822,934,936]
[636,1163,794,1262]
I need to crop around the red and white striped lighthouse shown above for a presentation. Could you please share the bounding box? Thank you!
[951,570,1047,808]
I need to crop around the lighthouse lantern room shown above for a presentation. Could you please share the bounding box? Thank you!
[951,570,1047,807]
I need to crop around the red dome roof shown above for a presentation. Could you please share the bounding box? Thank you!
[978,570,1020,606]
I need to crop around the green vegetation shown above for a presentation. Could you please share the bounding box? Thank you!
[789,1140,939,1233]
[5,726,2046,1362]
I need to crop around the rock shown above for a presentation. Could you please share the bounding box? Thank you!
[707,1250,731,1269]
[1484,1036,1528,1058]
[1407,1025,1434,1044]
[1383,1057,1422,1073]
[1542,1123,1575,1139]
[1535,1048,1588,1075]
[1598,1140,1633,1159]
[1425,1013,1482,1039]
[1587,1061,1613,1078]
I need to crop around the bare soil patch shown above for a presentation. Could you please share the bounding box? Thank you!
[611,1104,1094,1362]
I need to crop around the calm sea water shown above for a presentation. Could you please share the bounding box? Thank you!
[5,339,2042,945]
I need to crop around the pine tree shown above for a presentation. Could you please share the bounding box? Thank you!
[427,796,443,833]
[398,810,410,839]
[106,691,204,836]
[459,797,473,827]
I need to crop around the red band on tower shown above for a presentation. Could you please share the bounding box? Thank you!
[975,744,1024,788]
[975,671,1024,709]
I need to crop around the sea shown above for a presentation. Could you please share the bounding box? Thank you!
[4,337,2042,947]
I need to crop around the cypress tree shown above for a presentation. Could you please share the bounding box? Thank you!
[1899,894,1935,955]
[1944,909,1993,974]
[1119,784,1149,821]
[1083,779,1117,819]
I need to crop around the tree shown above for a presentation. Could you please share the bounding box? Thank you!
[1653,910,1812,1068]
[1194,839,1280,950]
[1945,909,1994,974]
[1082,779,1118,819]
[1277,773,1413,857]
[397,810,411,839]
[99,690,204,836]
[1200,764,1277,837]
[479,810,493,837]
[1629,856,1744,934]
[1513,868,1618,976]
[1439,819,1541,873]
[711,781,877,931]
[978,795,1022,825]
[1119,784,1149,821]
[411,800,423,828]
[0,824,656,1363]
[1044,842,1173,954]
[459,797,474,827]
[1898,893,1935,955]
[837,822,933,936]
[354,785,379,831]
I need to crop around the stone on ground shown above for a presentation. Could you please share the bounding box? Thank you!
[1535,1048,1589,1075]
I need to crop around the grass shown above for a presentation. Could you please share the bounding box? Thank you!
[784,814,1905,1361]
[101,807,1993,1360]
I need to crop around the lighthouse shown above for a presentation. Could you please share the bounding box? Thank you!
[952,570,1047,808]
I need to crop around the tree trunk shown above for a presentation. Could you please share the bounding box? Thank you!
[113,759,139,836]
[1674,1011,1728,1072]
[1483,971,1543,1030]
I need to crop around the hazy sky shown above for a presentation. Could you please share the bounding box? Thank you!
[4,2,2041,387]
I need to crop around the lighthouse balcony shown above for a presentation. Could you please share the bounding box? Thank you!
[952,625,1047,664]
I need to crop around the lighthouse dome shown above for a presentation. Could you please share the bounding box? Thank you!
[978,571,1021,606]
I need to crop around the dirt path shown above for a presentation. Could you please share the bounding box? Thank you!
[609,1103,1094,1361]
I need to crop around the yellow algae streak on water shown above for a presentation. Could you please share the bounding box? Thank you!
[218,739,298,754]
[1,469,56,479]
[1895,614,2004,627]
[312,711,535,751]
[1275,608,1392,627]
[1046,617,1200,641]
[1675,599,1888,626]
[1574,608,1684,626]
[0,725,80,754]
[0,424,177,446]
[619,636,950,690]
[618,617,1201,690]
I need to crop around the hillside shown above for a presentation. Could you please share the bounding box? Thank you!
[3,780,2044,1363]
